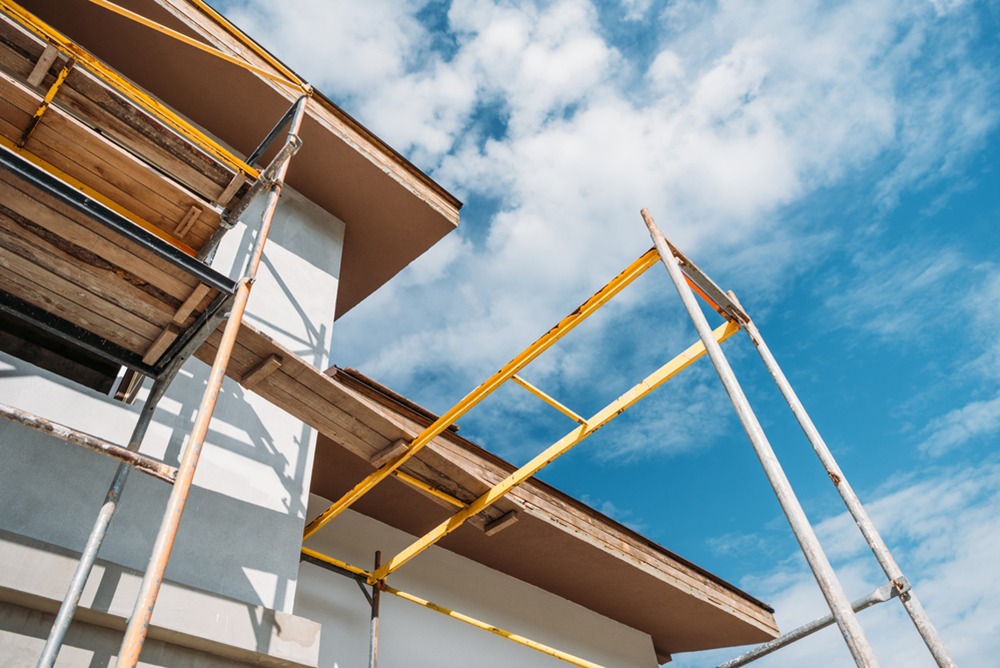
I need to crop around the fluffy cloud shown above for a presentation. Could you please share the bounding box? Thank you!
[681,459,1000,666]
[218,0,997,461]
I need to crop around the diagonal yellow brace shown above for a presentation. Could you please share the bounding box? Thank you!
[301,248,661,540]
[300,549,608,668]
[370,320,741,582]
[383,585,607,668]
[17,57,74,148]
[81,0,308,91]
[512,374,587,425]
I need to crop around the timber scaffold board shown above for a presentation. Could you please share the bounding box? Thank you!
[0,145,228,368]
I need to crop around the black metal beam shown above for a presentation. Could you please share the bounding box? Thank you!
[0,290,160,377]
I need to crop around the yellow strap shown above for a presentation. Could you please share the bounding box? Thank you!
[83,0,308,93]
[187,0,308,90]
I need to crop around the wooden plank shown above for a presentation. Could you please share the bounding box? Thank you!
[142,323,181,365]
[0,17,238,200]
[195,330,392,457]
[0,238,161,345]
[483,510,519,537]
[25,44,57,88]
[369,438,409,468]
[174,205,202,238]
[0,208,180,327]
[0,249,153,353]
[172,283,211,325]
[60,69,233,200]
[0,70,223,246]
[0,172,200,302]
[216,171,246,208]
[240,353,282,389]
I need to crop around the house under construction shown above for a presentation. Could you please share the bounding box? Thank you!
[0,2,957,668]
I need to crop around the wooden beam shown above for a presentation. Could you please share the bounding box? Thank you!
[370,438,409,469]
[240,353,282,390]
[174,205,202,238]
[26,43,58,87]
[483,510,519,537]
[216,171,246,207]
[142,324,181,365]
[172,283,211,325]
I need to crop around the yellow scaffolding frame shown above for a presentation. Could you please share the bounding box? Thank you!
[302,248,663,540]
[300,244,743,667]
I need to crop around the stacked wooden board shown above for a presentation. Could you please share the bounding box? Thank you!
[0,10,239,380]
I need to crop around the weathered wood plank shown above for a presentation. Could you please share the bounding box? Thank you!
[240,353,282,390]
[0,208,180,327]
[0,234,162,344]
[0,248,153,353]
[369,438,409,468]
[0,15,240,200]
[0,172,200,301]
[0,70,222,247]
[142,323,181,365]
[26,44,58,88]
[483,510,519,537]
[172,283,211,325]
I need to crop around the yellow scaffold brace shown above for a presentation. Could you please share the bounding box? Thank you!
[369,319,741,583]
[300,548,609,668]
[301,248,663,541]
[81,0,309,93]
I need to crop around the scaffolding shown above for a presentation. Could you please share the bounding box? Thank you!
[295,210,958,668]
[0,2,958,668]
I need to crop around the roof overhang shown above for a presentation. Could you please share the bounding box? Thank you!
[19,0,461,318]
[312,367,780,661]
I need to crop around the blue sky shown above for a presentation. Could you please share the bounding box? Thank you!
[216,0,999,664]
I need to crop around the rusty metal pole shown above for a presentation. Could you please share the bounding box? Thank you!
[114,99,306,668]
[641,209,880,668]
[369,551,381,668]
[734,307,958,668]
[33,294,234,668]
[34,383,161,668]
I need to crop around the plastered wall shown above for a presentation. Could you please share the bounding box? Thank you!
[0,184,345,614]
[298,495,659,668]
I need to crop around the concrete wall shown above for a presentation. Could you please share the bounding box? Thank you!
[0,529,321,668]
[299,495,660,668]
[0,183,345,616]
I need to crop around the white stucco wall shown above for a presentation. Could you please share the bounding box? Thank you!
[299,495,660,668]
[0,184,345,615]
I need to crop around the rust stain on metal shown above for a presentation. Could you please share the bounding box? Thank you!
[828,471,842,486]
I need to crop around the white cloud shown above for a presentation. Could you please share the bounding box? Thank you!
[681,459,1000,666]
[218,0,998,460]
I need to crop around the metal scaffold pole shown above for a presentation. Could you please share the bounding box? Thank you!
[32,291,234,668]
[641,208,881,668]
[369,551,382,668]
[113,96,308,668]
[732,298,958,668]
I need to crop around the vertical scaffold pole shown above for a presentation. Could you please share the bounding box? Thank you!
[733,304,957,668]
[34,293,232,668]
[35,380,162,668]
[114,97,308,668]
[641,209,880,668]
[369,551,381,668]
